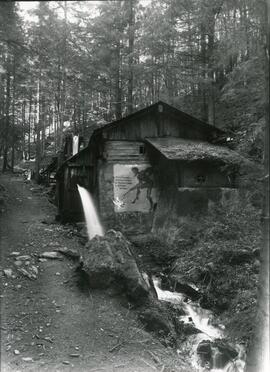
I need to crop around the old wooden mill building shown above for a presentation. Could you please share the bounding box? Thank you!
[55,101,240,234]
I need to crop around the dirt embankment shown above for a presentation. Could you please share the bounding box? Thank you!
[0,173,191,372]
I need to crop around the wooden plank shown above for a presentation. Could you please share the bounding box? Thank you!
[104,140,147,161]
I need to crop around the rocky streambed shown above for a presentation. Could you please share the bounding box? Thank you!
[153,277,246,372]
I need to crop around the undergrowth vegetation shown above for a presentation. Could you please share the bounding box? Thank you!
[135,192,262,345]
[173,197,261,343]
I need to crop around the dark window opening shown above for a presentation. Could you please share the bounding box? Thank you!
[196,174,206,184]
[139,145,145,154]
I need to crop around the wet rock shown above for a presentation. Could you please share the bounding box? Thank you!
[176,321,200,336]
[213,340,238,360]
[197,340,212,367]
[197,339,238,369]
[82,230,151,303]
[169,275,201,301]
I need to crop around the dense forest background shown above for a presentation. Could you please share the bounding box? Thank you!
[0,0,267,174]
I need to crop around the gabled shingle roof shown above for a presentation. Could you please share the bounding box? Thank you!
[91,101,226,139]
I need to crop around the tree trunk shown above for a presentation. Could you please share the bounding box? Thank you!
[114,40,122,120]
[11,56,16,171]
[28,92,32,160]
[200,24,208,122]
[207,18,216,126]
[58,0,68,150]
[2,57,11,172]
[35,75,41,183]
[41,94,45,155]
[22,99,26,160]
[127,0,135,114]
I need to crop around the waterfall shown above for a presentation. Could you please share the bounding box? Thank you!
[72,135,79,155]
[77,185,104,240]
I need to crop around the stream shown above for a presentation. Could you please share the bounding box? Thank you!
[152,277,246,372]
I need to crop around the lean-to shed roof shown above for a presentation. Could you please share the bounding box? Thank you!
[145,137,244,165]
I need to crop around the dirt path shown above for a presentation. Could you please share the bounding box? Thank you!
[0,173,190,372]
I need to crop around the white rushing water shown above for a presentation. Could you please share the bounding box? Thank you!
[72,135,79,155]
[77,185,104,240]
[152,276,245,372]
[153,277,186,304]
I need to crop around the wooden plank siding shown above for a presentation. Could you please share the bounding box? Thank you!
[103,115,158,141]
[92,101,225,144]
[101,113,211,142]
[103,140,147,162]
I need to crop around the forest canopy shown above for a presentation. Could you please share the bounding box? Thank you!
[0,0,267,172]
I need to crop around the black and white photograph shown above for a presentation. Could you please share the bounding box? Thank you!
[0,0,269,371]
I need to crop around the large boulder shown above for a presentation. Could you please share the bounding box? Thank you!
[82,236,116,288]
[212,340,238,366]
[197,340,212,367]
[197,339,238,369]
[81,230,153,303]
[168,274,201,301]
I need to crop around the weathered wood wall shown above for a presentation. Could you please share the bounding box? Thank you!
[103,141,146,162]
[97,140,155,233]
[56,148,97,222]
[102,114,210,142]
